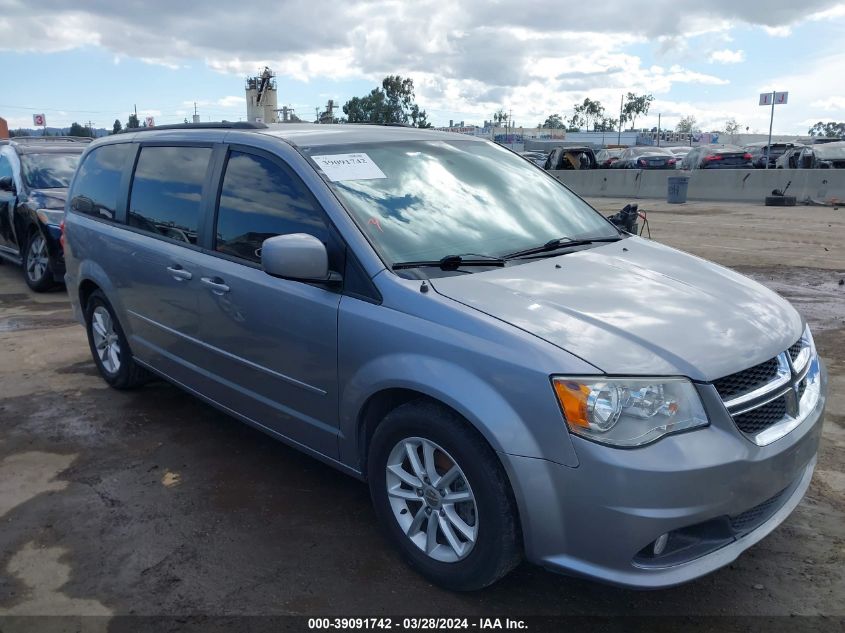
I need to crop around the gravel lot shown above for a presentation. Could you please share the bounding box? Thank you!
[0,198,843,624]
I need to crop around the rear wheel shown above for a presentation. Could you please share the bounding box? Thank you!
[84,290,149,389]
[23,230,54,292]
[368,400,522,590]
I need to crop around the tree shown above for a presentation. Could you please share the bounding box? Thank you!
[112,119,123,135]
[68,122,94,138]
[571,98,605,131]
[127,113,140,129]
[342,75,432,127]
[808,121,845,137]
[594,116,618,132]
[620,93,654,131]
[540,114,564,129]
[493,108,509,126]
[676,115,699,134]
[724,118,740,136]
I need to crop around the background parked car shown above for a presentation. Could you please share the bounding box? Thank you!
[595,148,623,168]
[744,142,799,169]
[775,146,807,169]
[611,146,677,169]
[518,150,547,167]
[543,146,597,170]
[794,142,845,169]
[0,137,88,290]
[681,144,752,170]
[665,146,692,169]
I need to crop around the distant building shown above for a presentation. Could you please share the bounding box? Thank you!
[245,67,279,124]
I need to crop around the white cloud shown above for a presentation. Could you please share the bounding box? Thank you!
[708,49,745,64]
[811,96,845,111]
[762,25,792,37]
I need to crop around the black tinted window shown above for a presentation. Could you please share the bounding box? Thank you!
[129,146,211,244]
[215,151,327,263]
[21,152,80,189]
[71,144,133,220]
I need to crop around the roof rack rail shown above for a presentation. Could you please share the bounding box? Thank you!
[0,136,94,145]
[122,122,268,133]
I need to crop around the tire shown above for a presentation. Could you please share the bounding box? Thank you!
[765,195,797,207]
[84,290,150,389]
[368,400,522,591]
[23,230,54,292]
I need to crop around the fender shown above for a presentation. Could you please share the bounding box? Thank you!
[338,352,579,470]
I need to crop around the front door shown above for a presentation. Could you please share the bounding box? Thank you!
[193,148,341,458]
[0,153,18,252]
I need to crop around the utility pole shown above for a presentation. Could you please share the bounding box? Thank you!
[657,113,661,147]
[617,94,623,145]
[766,90,775,170]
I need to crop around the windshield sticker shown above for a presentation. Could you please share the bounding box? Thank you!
[312,153,387,181]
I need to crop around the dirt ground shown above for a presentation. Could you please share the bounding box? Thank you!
[0,198,843,623]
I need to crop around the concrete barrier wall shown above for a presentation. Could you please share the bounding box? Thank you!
[550,168,845,204]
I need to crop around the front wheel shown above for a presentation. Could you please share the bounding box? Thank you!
[23,230,54,292]
[368,400,522,590]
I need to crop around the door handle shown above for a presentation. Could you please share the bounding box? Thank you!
[200,277,230,295]
[166,265,192,281]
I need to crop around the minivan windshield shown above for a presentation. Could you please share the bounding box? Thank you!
[20,152,81,189]
[304,140,617,266]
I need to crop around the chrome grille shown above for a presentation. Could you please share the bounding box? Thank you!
[713,331,819,446]
[712,357,779,400]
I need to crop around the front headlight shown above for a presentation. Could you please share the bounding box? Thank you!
[36,208,64,226]
[552,377,708,447]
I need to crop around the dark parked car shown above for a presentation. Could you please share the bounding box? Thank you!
[595,148,623,168]
[681,144,753,170]
[0,137,88,290]
[611,146,677,169]
[794,142,845,169]
[745,142,800,169]
[543,146,597,170]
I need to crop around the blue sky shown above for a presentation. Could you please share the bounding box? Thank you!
[1,0,844,134]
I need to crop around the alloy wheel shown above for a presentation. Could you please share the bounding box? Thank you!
[26,235,49,283]
[385,437,478,563]
[91,306,121,374]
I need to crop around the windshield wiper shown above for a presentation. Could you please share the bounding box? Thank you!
[503,236,623,260]
[391,253,506,271]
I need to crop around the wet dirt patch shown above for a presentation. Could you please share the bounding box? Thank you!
[0,452,77,519]
[733,266,845,332]
[0,542,111,616]
[0,313,76,332]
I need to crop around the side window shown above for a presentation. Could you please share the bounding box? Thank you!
[214,150,328,263]
[0,154,12,181]
[70,144,133,221]
[128,146,212,244]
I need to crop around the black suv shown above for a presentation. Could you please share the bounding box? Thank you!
[0,137,89,290]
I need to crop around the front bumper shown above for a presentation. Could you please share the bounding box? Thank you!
[501,361,826,589]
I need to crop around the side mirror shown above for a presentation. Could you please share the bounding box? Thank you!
[0,176,15,193]
[261,233,331,282]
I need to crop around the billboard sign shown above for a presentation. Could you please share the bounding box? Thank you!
[759,92,788,106]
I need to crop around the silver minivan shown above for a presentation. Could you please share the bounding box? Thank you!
[64,123,826,591]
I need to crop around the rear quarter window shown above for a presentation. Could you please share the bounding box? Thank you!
[70,144,134,221]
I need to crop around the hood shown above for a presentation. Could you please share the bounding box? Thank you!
[29,188,68,210]
[429,238,802,381]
